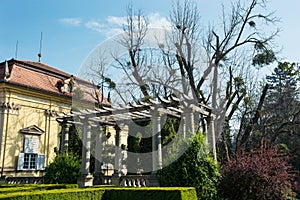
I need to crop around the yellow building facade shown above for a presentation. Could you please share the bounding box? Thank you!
[0,59,108,183]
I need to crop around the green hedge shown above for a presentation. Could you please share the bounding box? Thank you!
[0,184,77,194]
[101,187,197,200]
[0,185,197,200]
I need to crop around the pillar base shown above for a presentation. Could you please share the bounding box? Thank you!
[111,173,121,185]
[77,174,94,188]
[147,174,160,186]
[93,172,104,185]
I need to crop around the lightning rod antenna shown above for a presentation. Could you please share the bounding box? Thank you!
[38,32,43,62]
[15,40,18,59]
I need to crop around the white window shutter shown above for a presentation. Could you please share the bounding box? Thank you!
[37,154,46,170]
[17,153,24,170]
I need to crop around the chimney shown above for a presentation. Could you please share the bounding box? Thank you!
[4,60,10,80]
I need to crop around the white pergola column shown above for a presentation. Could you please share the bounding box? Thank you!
[207,116,217,161]
[111,125,122,185]
[179,115,186,138]
[113,125,121,175]
[151,109,162,172]
[77,121,93,187]
[59,123,70,154]
[184,106,195,135]
[63,124,71,154]
[94,126,103,175]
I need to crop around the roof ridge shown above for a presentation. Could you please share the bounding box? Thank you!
[4,59,95,84]
[0,59,110,105]
[12,59,71,79]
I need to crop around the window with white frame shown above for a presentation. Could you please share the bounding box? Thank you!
[24,153,37,169]
[18,153,45,171]
[17,125,46,171]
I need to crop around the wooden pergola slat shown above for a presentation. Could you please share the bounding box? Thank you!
[58,95,217,188]
[58,96,215,127]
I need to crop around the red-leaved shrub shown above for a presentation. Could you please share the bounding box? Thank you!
[219,147,295,200]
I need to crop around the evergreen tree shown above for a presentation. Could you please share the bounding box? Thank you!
[68,125,83,158]
[254,62,300,195]
[44,154,81,184]
[158,133,220,199]
[263,62,300,157]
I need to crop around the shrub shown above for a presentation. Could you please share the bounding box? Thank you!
[43,154,81,184]
[0,186,198,200]
[0,184,77,195]
[158,133,220,199]
[219,147,295,200]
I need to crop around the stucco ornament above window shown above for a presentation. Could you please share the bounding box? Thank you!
[0,101,21,114]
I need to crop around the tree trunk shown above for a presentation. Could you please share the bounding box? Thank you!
[238,84,269,149]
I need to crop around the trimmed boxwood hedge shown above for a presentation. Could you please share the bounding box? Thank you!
[101,187,197,200]
[0,185,197,200]
[0,184,77,194]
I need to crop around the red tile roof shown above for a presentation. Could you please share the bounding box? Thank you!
[0,59,110,105]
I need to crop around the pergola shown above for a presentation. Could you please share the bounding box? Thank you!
[57,95,216,187]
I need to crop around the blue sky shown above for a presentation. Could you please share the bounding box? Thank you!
[1,0,299,75]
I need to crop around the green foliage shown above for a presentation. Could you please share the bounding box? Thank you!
[126,121,152,173]
[158,133,220,199]
[126,118,179,174]
[102,187,197,200]
[161,117,179,146]
[0,184,77,194]
[127,118,179,152]
[43,154,81,184]
[252,49,276,66]
[67,125,82,158]
[127,121,152,153]
[0,185,197,200]
[267,62,299,88]
[217,120,234,162]
[278,61,299,77]
[104,76,116,89]
[0,188,105,200]
[253,40,276,67]
[248,20,256,27]
[259,61,300,197]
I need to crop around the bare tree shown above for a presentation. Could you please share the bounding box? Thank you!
[113,5,152,100]
[110,4,189,103]
[165,0,278,157]
[87,0,279,158]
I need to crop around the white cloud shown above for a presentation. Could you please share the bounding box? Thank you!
[102,28,124,38]
[100,13,171,38]
[59,13,171,39]
[148,13,172,30]
[106,16,127,27]
[85,20,105,32]
[106,13,171,30]
[59,18,81,26]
